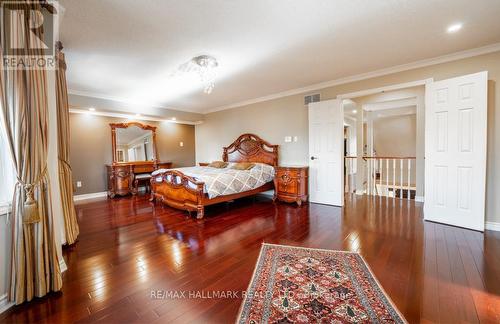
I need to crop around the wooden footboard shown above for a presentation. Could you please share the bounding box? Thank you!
[150,169,275,219]
[150,134,278,219]
[150,170,206,219]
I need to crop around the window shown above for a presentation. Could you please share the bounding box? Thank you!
[0,120,15,214]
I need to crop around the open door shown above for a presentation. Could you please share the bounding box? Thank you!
[308,99,344,206]
[424,71,488,231]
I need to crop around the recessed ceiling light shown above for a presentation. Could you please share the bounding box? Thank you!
[171,117,177,121]
[88,107,95,112]
[352,109,357,114]
[447,23,463,33]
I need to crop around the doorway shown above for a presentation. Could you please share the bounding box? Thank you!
[333,72,488,231]
[342,85,424,200]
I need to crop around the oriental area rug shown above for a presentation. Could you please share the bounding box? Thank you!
[236,243,406,323]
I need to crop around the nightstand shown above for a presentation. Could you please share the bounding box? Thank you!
[273,166,308,206]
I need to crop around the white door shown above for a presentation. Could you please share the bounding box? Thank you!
[424,71,488,231]
[308,99,344,206]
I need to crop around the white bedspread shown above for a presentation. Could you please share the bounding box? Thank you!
[152,163,275,199]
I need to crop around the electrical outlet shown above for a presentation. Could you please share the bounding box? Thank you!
[293,136,298,142]
[179,142,184,147]
[284,136,292,143]
[76,181,82,188]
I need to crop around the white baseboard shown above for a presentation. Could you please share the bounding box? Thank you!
[415,196,424,202]
[73,191,107,201]
[485,221,500,232]
[0,293,14,314]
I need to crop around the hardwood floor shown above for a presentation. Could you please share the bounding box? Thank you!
[1,194,499,323]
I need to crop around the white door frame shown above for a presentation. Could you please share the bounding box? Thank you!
[336,78,433,199]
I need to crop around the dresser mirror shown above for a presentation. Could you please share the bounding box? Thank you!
[110,122,158,164]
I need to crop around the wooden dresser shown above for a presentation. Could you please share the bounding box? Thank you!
[107,161,172,198]
[273,166,308,206]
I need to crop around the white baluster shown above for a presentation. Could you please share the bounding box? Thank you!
[366,159,370,195]
[349,158,351,193]
[386,159,389,197]
[370,159,374,196]
[379,159,383,197]
[346,158,349,193]
[392,159,396,198]
[352,159,355,193]
[400,159,403,199]
[370,159,373,196]
[407,159,411,200]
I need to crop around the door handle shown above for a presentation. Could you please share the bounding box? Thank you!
[310,156,318,160]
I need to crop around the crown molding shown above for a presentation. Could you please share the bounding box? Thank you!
[69,108,203,125]
[67,89,203,114]
[205,42,500,113]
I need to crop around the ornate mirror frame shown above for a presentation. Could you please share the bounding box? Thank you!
[110,122,159,165]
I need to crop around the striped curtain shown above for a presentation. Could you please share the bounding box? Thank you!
[0,1,62,304]
[56,43,79,244]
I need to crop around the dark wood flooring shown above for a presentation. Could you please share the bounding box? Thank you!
[1,194,499,323]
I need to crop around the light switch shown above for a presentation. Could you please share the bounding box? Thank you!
[284,136,292,143]
[293,136,298,142]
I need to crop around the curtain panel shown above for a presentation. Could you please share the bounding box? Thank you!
[0,1,62,304]
[55,43,79,244]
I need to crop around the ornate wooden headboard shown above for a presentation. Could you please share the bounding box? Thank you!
[222,134,279,166]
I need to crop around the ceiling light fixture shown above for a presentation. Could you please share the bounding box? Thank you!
[135,113,141,117]
[89,107,95,112]
[171,117,177,121]
[178,55,218,94]
[447,23,463,33]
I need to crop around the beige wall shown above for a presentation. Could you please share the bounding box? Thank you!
[373,114,416,157]
[70,114,195,195]
[196,50,500,224]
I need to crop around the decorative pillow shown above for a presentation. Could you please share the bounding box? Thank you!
[207,161,228,168]
[231,162,255,170]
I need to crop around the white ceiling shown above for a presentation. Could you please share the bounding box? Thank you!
[59,0,500,114]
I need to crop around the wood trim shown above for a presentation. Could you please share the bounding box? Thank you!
[110,121,159,165]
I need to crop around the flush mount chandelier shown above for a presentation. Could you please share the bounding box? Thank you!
[178,55,219,94]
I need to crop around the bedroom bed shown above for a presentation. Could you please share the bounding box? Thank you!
[150,134,279,219]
